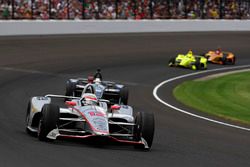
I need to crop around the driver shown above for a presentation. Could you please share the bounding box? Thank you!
[94,69,103,81]
[81,93,98,106]
[215,48,222,55]
[186,50,194,59]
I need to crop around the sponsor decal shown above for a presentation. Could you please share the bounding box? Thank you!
[92,117,108,131]
[88,111,105,117]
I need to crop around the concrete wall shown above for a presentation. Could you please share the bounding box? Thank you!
[0,20,250,36]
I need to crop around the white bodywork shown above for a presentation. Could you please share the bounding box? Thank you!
[26,94,135,138]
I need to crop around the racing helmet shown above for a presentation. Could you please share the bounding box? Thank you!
[82,93,98,105]
[186,50,193,58]
[215,48,222,54]
[87,75,94,83]
[94,78,101,84]
[187,50,193,55]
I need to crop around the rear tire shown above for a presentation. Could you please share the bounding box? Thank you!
[229,57,236,65]
[194,57,203,70]
[221,55,227,65]
[232,57,236,65]
[133,111,155,150]
[38,104,60,141]
[120,87,129,105]
[168,58,175,67]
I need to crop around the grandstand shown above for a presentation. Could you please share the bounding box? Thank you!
[0,0,250,19]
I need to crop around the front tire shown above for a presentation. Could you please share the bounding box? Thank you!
[133,111,155,150]
[38,104,60,141]
[25,99,32,134]
[168,58,176,67]
[65,80,76,100]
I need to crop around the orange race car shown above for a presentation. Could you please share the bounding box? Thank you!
[204,49,236,65]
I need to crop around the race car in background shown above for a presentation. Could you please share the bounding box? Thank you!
[203,48,236,65]
[25,84,155,150]
[169,50,207,70]
[65,69,129,105]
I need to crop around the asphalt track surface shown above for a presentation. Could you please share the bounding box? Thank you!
[0,32,250,167]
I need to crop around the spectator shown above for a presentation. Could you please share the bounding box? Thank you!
[1,0,250,20]
[0,0,11,19]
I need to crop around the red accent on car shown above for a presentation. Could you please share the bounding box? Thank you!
[65,101,77,106]
[85,96,97,101]
[111,105,121,110]
[89,111,105,117]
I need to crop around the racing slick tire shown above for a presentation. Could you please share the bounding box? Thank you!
[168,58,176,67]
[221,55,228,65]
[65,80,76,100]
[25,99,34,135]
[231,57,236,65]
[194,58,202,70]
[133,111,155,150]
[120,87,129,105]
[38,104,60,141]
[228,57,236,65]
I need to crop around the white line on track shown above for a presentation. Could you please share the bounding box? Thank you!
[153,65,250,132]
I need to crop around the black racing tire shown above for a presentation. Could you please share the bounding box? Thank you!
[168,58,176,67]
[65,80,76,100]
[195,62,201,70]
[25,99,32,134]
[232,57,236,65]
[200,63,206,70]
[120,87,129,105]
[229,57,236,65]
[38,104,60,141]
[221,55,227,65]
[194,57,202,70]
[133,111,155,150]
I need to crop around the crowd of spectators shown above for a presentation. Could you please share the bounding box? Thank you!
[1,0,250,19]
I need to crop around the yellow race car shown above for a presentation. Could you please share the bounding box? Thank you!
[169,50,207,70]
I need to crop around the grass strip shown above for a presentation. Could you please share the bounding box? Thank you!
[173,71,250,125]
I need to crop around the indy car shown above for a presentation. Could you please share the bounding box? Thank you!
[169,50,207,70]
[25,84,155,150]
[65,76,129,105]
[203,49,236,65]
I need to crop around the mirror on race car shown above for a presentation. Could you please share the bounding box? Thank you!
[111,105,121,111]
[65,101,77,106]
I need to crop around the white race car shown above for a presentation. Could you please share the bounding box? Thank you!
[25,84,155,150]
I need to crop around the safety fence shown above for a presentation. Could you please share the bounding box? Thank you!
[0,0,250,20]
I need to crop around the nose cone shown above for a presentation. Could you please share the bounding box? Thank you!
[95,131,109,136]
